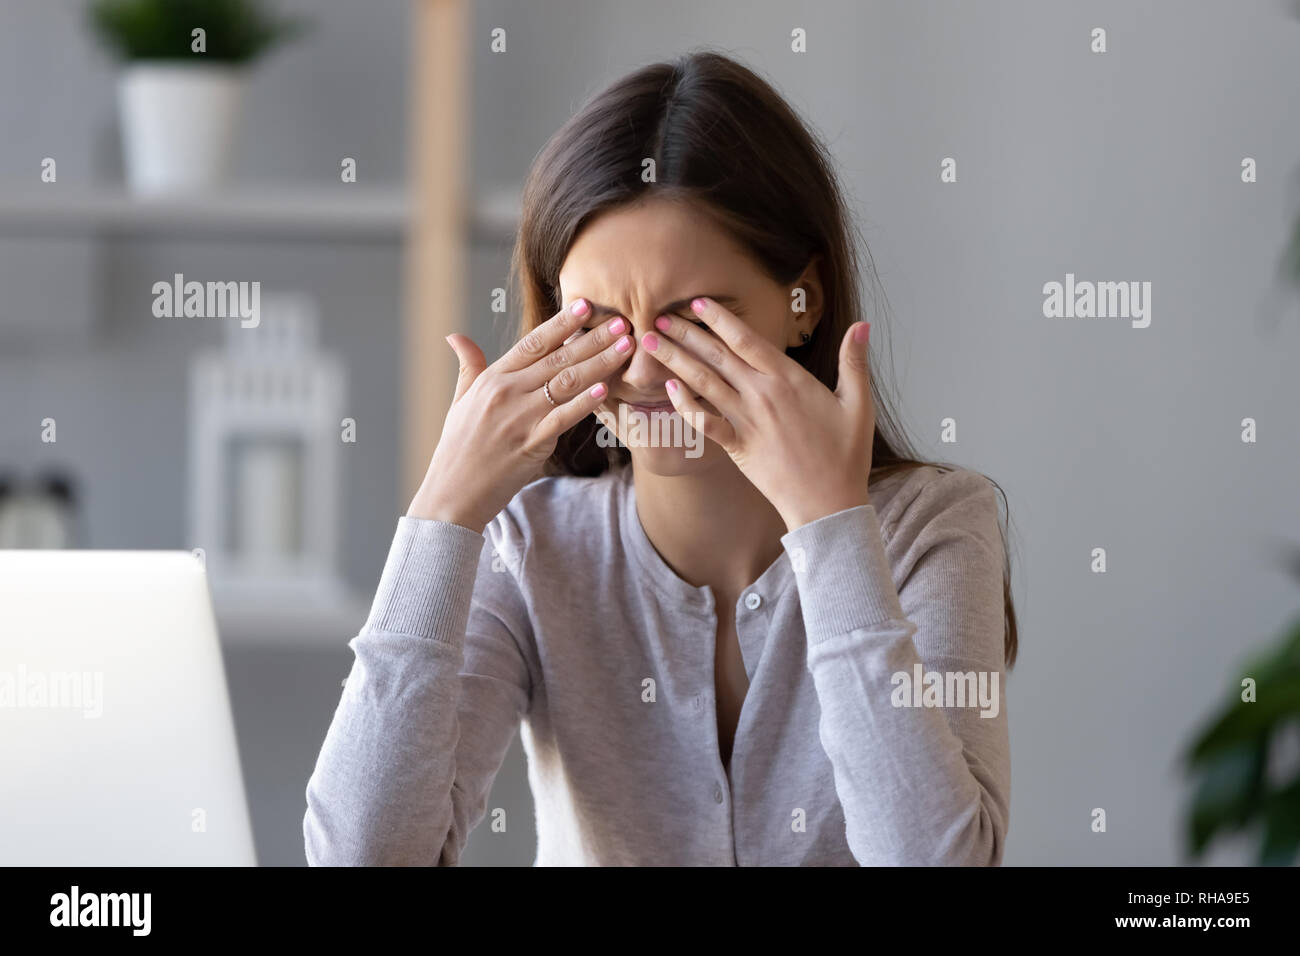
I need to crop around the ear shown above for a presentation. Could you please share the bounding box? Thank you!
[785,256,826,349]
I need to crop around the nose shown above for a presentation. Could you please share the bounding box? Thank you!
[614,315,671,393]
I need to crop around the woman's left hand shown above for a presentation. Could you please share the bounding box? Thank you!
[643,296,876,532]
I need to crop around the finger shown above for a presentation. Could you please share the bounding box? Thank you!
[650,314,751,387]
[532,381,613,447]
[446,334,487,403]
[519,315,630,390]
[834,321,871,409]
[542,327,635,403]
[498,298,591,373]
[687,296,786,375]
[640,331,741,418]
[664,378,736,451]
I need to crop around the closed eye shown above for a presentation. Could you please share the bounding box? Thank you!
[576,315,711,334]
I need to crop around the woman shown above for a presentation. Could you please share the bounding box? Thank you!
[305,50,1018,866]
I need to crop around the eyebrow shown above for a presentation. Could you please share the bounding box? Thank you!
[583,294,743,320]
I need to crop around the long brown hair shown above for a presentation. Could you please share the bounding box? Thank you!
[508,49,1019,668]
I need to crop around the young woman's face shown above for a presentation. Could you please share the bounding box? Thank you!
[558,196,804,477]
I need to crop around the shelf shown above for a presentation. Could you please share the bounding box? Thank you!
[0,183,521,243]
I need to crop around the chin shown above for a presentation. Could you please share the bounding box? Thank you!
[626,441,728,476]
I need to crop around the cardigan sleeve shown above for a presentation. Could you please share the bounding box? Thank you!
[303,509,537,866]
[779,467,1011,866]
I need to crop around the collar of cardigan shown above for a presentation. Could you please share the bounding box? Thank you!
[615,464,796,616]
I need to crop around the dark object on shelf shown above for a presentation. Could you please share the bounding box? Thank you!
[38,471,77,506]
[0,469,82,549]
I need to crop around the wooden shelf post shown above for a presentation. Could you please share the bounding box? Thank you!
[402,0,469,503]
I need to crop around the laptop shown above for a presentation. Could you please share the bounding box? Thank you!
[0,550,257,865]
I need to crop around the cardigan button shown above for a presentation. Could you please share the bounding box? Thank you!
[743,591,762,611]
[713,784,725,804]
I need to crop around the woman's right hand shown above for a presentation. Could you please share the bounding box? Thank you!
[407,298,635,533]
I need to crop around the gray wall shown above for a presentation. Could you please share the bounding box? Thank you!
[467,0,1300,867]
[4,0,1298,866]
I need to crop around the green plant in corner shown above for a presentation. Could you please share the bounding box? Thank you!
[88,0,308,64]
[1182,544,1300,865]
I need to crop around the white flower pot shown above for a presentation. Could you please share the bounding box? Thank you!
[117,62,246,194]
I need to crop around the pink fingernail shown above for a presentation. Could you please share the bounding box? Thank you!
[570,298,589,316]
[691,298,708,314]
[654,316,671,332]
[589,383,607,398]
[666,379,679,394]
[608,317,627,335]
[642,333,659,352]
[853,322,870,344]
[615,335,632,352]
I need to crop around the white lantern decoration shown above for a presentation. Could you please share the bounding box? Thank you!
[188,293,359,637]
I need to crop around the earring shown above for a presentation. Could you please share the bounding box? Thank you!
[799,331,811,344]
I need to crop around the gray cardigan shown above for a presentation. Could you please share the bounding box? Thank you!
[303,463,1011,865]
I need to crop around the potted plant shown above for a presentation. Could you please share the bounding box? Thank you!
[1182,543,1300,864]
[88,0,308,194]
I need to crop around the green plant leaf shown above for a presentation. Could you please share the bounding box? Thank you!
[1185,737,1267,857]
[1184,546,1300,862]
[1258,775,1300,865]
[1184,669,1300,763]
[88,0,310,63]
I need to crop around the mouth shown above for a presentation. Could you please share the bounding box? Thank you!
[620,398,675,414]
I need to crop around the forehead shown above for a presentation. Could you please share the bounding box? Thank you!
[558,197,755,294]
